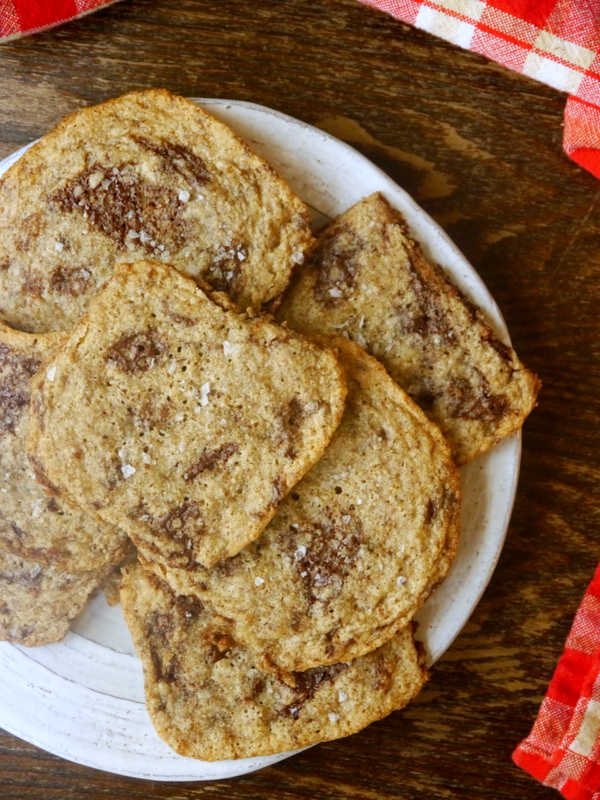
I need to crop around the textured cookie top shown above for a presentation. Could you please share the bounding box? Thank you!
[0,89,313,333]
[121,563,428,761]
[151,337,460,674]
[277,192,540,466]
[27,260,347,569]
[0,548,115,647]
[0,321,128,571]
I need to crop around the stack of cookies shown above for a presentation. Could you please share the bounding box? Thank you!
[0,90,540,761]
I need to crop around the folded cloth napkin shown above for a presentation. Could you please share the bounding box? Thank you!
[358,1,600,179]
[0,0,121,41]
[513,562,600,799]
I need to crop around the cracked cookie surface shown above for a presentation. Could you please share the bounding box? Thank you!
[27,260,346,569]
[120,562,428,760]
[0,89,313,332]
[0,321,128,571]
[148,338,460,673]
[277,192,540,465]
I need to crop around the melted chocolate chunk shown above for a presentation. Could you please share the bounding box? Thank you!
[52,163,187,250]
[174,594,203,620]
[279,663,347,718]
[0,344,41,435]
[183,443,239,482]
[312,224,364,306]
[204,244,246,298]
[203,629,236,664]
[49,265,92,297]
[106,329,167,373]
[149,646,180,684]
[399,256,454,340]
[371,652,393,692]
[445,376,510,423]
[23,273,44,297]
[270,476,288,508]
[131,136,210,189]
[276,398,322,460]
[145,610,175,647]
[0,564,43,589]
[160,501,204,544]
[281,512,363,603]
[425,499,438,524]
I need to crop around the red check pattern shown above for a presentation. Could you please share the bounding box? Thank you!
[513,562,600,799]
[0,0,120,42]
[359,1,600,178]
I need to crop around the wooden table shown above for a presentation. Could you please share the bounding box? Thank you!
[1,1,598,797]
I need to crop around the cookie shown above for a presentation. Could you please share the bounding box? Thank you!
[27,260,347,570]
[0,549,115,647]
[0,321,129,571]
[148,337,460,674]
[0,89,313,333]
[277,192,540,465]
[120,562,428,761]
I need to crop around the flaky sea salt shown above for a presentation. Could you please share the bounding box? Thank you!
[254,577,265,587]
[342,515,351,524]
[128,229,139,239]
[357,498,362,505]
[292,250,304,265]
[338,691,347,703]
[294,545,307,561]
[178,189,190,202]
[328,713,340,723]
[200,382,211,406]
[328,287,343,298]
[29,563,41,579]
[397,576,407,586]
[46,365,56,382]
[142,452,152,465]
[121,464,136,479]
[223,341,234,356]
[31,499,44,519]
[54,241,64,252]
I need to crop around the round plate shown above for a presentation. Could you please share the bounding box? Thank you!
[0,99,520,780]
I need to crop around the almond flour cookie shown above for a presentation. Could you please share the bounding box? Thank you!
[0,549,115,647]
[120,563,428,761]
[0,89,313,333]
[27,260,347,570]
[149,337,460,674]
[277,193,540,466]
[0,321,128,571]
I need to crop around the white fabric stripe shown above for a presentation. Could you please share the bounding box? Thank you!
[523,52,584,94]
[430,0,485,22]
[571,699,600,757]
[535,30,596,71]
[415,7,475,50]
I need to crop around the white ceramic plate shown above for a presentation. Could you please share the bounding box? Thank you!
[0,99,520,780]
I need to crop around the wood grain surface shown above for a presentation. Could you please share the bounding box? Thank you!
[1,0,599,798]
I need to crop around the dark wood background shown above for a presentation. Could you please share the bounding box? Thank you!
[1,0,598,797]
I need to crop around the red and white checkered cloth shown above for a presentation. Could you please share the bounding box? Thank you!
[359,1,600,178]
[513,562,600,799]
[0,0,120,42]
[2,1,600,177]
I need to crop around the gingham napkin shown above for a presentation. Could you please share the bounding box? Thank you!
[513,562,600,799]
[359,1,600,178]
[0,0,120,41]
